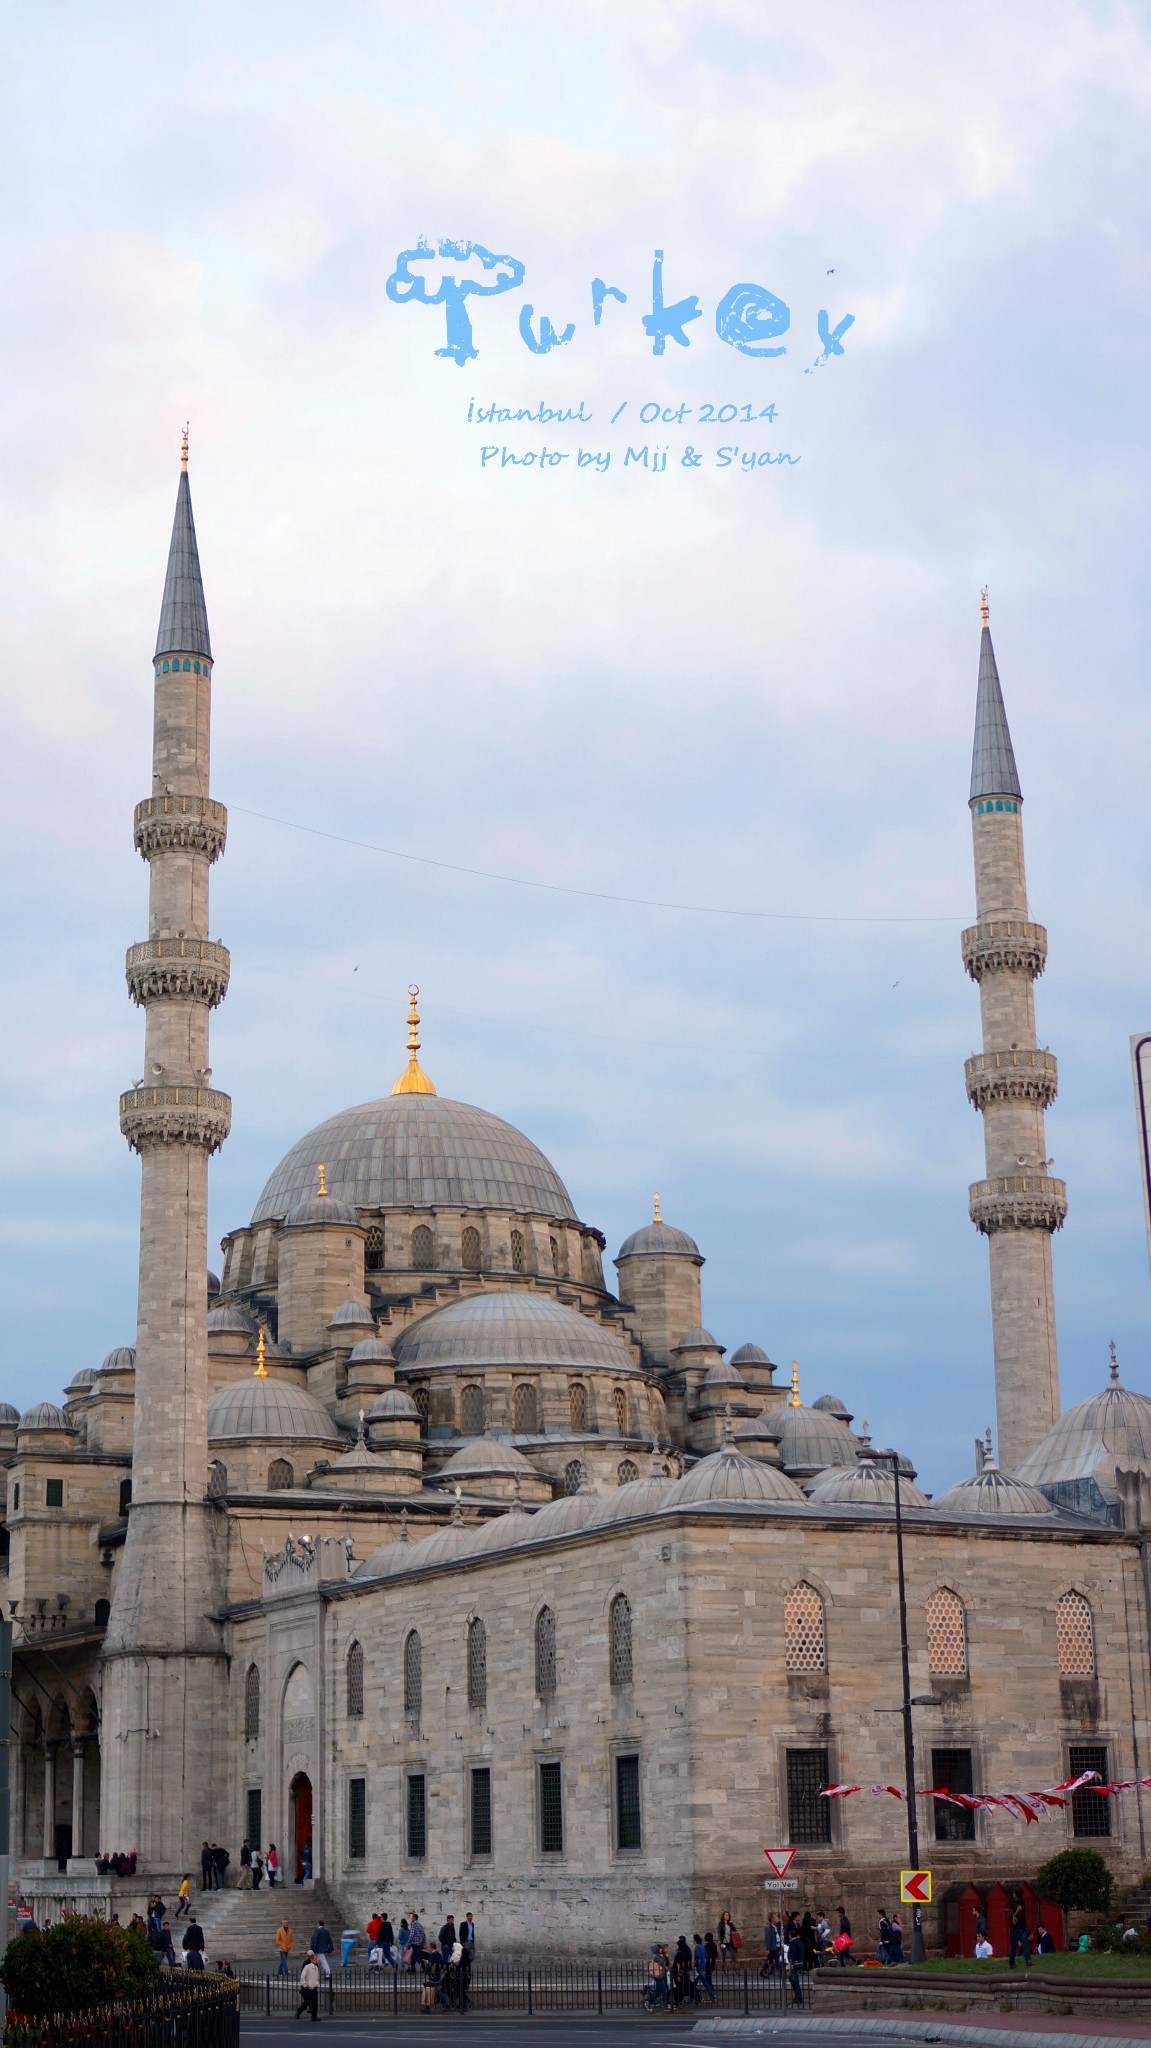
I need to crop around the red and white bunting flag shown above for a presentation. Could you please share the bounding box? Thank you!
[820,1784,860,1799]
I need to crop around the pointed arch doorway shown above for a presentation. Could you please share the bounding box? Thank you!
[289,1772,313,1883]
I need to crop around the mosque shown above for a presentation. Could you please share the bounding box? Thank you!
[5,452,1151,1954]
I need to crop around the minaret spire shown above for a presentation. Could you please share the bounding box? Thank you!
[962,597,1063,1468]
[155,433,212,664]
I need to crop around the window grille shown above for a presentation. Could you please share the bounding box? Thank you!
[467,1618,488,1710]
[404,1631,422,1725]
[511,1229,525,1273]
[614,1387,628,1434]
[208,1460,227,1498]
[461,1225,482,1273]
[931,1747,975,1841]
[460,1383,485,1436]
[513,1383,539,1434]
[926,1588,967,1676]
[535,1606,557,1696]
[346,1641,364,1719]
[244,1665,260,1742]
[610,1592,633,1686]
[365,1225,384,1271]
[268,1458,293,1491]
[539,1759,563,1853]
[246,1788,262,1847]
[46,1478,63,1508]
[549,1235,560,1275]
[786,1747,831,1844]
[1070,1744,1111,1836]
[1057,1591,1095,1676]
[348,1777,366,1859]
[412,1224,434,1270]
[616,1754,642,1850]
[413,1386,429,1434]
[564,1459,583,1495]
[470,1767,492,1856]
[617,1459,640,1485]
[783,1583,826,1672]
[569,1383,588,1431]
[406,1773,427,1858]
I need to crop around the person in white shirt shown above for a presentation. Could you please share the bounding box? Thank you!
[296,1954,321,2022]
[975,1936,993,1960]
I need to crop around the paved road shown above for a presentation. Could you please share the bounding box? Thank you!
[239,2018,789,2048]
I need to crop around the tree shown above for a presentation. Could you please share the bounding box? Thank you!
[1035,1848,1114,1916]
[0,1915,157,2015]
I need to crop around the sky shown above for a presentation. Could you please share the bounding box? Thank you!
[2,0,1151,1493]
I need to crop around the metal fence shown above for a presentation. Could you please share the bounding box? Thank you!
[237,1960,813,2017]
[3,1978,241,2048]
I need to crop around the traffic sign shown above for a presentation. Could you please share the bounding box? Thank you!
[764,1848,797,1878]
[763,1878,799,1890]
[900,1869,932,1904]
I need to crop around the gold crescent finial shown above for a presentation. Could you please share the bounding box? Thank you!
[980,586,989,627]
[317,1162,328,1198]
[254,1326,268,1378]
[790,1361,801,1407]
[653,1192,662,1225]
[181,423,189,472]
[391,984,436,1095]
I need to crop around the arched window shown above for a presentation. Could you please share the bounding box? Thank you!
[610,1593,633,1686]
[926,1588,967,1677]
[549,1235,560,1275]
[1056,1590,1095,1676]
[365,1225,384,1271]
[617,1459,639,1485]
[244,1664,260,1741]
[467,1618,487,1710]
[208,1459,227,1498]
[784,1583,826,1672]
[513,1383,538,1434]
[404,1631,422,1723]
[535,1606,557,1696]
[460,1383,485,1436]
[510,1228,525,1273]
[412,1224,434,1270]
[564,1459,583,1495]
[94,1598,111,1629]
[268,1458,294,1491]
[413,1386,429,1434]
[614,1387,628,1435]
[346,1640,364,1719]
[461,1225,482,1273]
[569,1383,588,1431]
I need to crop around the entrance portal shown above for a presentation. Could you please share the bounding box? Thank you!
[290,1773,313,1883]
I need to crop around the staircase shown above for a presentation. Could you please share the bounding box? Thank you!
[179,1880,347,1966]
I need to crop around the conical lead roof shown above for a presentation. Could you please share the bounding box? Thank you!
[155,467,212,660]
[969,615,1021,802]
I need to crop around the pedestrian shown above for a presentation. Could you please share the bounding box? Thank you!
[267,1843,280,1889]
[460,1910,476,1956]
[175,1875,192,1920]
[1036,1923,1056,1955]
[161,1922,176,1969]
[213,1842,230,1891]
[877,1910,893,1965]
[1008,1889,1031,1971]
[398,1917,412,1965]
[299,1838,313,1882]
[311,1920,335,1982]
[836,1904,852,1942]
[718,1909,737,1963]
[786,1926,805,2008]
[238,1840,253,1889]
[408,1913,427,1967]
[438,1914,456,1950]
[704,1929,719,1982]
[456,1920,471,2006]
[277,1920,294,1976]
[200,1841,214,1892]
[694,1932,716,2003]
[381,1916,396,1967]
[296,1952,321,2022]
[815,1909,831,1965]
[800,1911,817,1971]
[975,1934,994,1960]
[182,1916,206,1970]
[889,1912,905,1966]
[251,1846,265,1890]
[671,1936,693,2006]
[644,1947,669,2009]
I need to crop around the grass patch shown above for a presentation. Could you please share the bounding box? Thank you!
[912,1953,1151,1978]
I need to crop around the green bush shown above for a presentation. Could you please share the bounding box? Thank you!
[1035,1848,1114,1916]
[0,1914,158,2015]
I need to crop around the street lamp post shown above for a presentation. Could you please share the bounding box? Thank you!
[877,1448,927,1965]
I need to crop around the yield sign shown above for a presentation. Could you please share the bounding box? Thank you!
[764,1848,797,1879]
[900,1869,932,1904]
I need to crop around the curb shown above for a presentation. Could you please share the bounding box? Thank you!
[690,2021,1151,2048]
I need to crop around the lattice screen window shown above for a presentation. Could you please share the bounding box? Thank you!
[346,1641,364,1719]
[467,1618,487,1710]
[617,1459,639,1485]
[461,1225,482,1273]
[364,1225,384,1271]
[784,1583,826,1672]
[614,1387,628,1434]
[569,1383,588,1430]
[1070,1743,1111,1837]
[412,1224,434,1270]
[511,1229,525,1273]
[549,1235,560,1274]
[404,1631,423,1723]
[610,1592,633,1686]
[926,1588,967,1676]
[244,1664,260,1741]
[535,1606,557,1696]
[413,1386,429,1434]
[460,1383,485,1436]
[513,1383,539,1433]
[1057,1591,1095,1676]
[564,1459,583,1495]
[267,1458,293,1491]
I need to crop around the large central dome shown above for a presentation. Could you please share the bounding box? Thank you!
[251,1094,578,1225]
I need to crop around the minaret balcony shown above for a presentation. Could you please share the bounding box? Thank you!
[125,937,230,1008]
[134,794,228,863]
[120,1083,232,1155]
[968,1174,1067,1235]
[965,1047,1058,1111]
[961,919,1047,982]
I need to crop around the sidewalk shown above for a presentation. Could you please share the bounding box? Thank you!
[692,2017,1151,2045]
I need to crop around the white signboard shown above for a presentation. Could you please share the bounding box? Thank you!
[1133,1036,1151,1288]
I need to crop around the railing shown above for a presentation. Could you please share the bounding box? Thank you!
[234,1959,812,2016]
[3,1977,240,2048]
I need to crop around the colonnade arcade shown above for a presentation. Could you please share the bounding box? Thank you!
[11,1666,101,1871]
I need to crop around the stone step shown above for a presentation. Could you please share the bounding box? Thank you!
[179,1880,345,1962]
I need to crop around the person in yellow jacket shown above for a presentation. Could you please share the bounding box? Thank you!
[277,1920,294,1977]
[175,1875,192,1921]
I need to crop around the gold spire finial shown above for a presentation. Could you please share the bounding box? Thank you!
[181,423,189,472]
[980,585,989,627]
[790,1361,801,1408]
[391,984,437,1095]
[254,1327,268,1378]
[653,1192,662,1225]
[317,1162,328,1198]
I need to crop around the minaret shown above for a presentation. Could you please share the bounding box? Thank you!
[100,435,231,1866]
[963,593,1064,1469]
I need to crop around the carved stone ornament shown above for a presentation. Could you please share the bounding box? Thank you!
[134,794,228,863]
[968,1173,1068,1235]
[965,1047,1058,1111]
[125,937,231,1009]
[119,1084,231,1155]
[961,919,1047,983]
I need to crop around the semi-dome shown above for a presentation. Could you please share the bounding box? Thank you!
[1015,1355,1151,1517]
[252,1094,578,1224]
[284,1192,361,1229]
[516,1488,599,1540]
[776,1405,859,1475]
[395,1291,636,1374]
[207,1378,339,1444]
[672,1328,724,1354]
[662,1446,807,1507]
[933,1467,1054,1518]
[461,1502,532,1555]
[808,1457,929,1509]
[328,1301,377,1332]
[588,1471,673,1524]
[368,1387,420,1421]
[437,1436,540,1480]
[617,1220,701,1260]
[19,1402,71,1432]
[350,1335,397,1366]
[207,1305,256,1335]
[100,1345,137,1371]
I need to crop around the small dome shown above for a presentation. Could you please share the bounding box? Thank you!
[702,1359,746,1388]
[0,1401,21,1424]
[437,1436,539,1481]
[207,1270,221,1298]
[734,1412,783,1446]
[730,1342,774,1368]
[812,1392,854,1424]
[284,1193,361,1229]
[808,1457,928,1509]
[207,1378,339,1444]
[517,1489,599,1539]
[207,1304,256,1336]
[588,1472,673,1524]
[67,1367,98,1390]
[671,1327,723,1354]
[349,1335,397,1365]
[776,1405,859,1475]
[19,1402,71,1432]
[368,1387,421,1421]
[396,1291,636,1374]
[100,1345,137,1372]
[662,1446,807,1507]
[327,1301,378,1332]
[1015,1359,1151,1515]
[617,1220,701,1260]
[934,1467,1054,1518]
[462,1503,532,1555]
